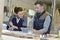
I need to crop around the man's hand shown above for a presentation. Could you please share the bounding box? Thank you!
[33,29,40,34]
[33,29,37,33]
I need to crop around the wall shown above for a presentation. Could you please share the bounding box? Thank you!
[0,0,4,37]
[54,9,60,27]
[8,0,37,13]
[4,0,37,21]
[11,0,36,9]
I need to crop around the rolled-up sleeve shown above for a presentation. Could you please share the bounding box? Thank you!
[39,16,51,34]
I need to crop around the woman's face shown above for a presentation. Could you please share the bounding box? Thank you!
[16,11,24,18]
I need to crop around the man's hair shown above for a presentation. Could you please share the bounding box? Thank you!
[14,7,23,14]
[34,1,44,6]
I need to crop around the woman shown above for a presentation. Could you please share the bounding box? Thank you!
[7,7,27,31]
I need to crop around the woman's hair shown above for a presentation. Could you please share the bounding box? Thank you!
[14,7,23,14]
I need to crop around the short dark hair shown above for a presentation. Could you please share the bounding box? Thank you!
[14,7,23,14]
[34,1,44,6]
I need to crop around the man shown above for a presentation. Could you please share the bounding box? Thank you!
[31,1,52,37]
[7,7,27,31]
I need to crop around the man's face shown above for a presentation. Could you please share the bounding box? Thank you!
[16,11,24,18]
[34,4,44,13]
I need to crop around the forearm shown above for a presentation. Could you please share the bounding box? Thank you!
[9,21,14,27]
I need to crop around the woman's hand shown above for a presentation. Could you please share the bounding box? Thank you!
[9,26,18,30]
[9,21,18,30]
[12,26,18,29]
